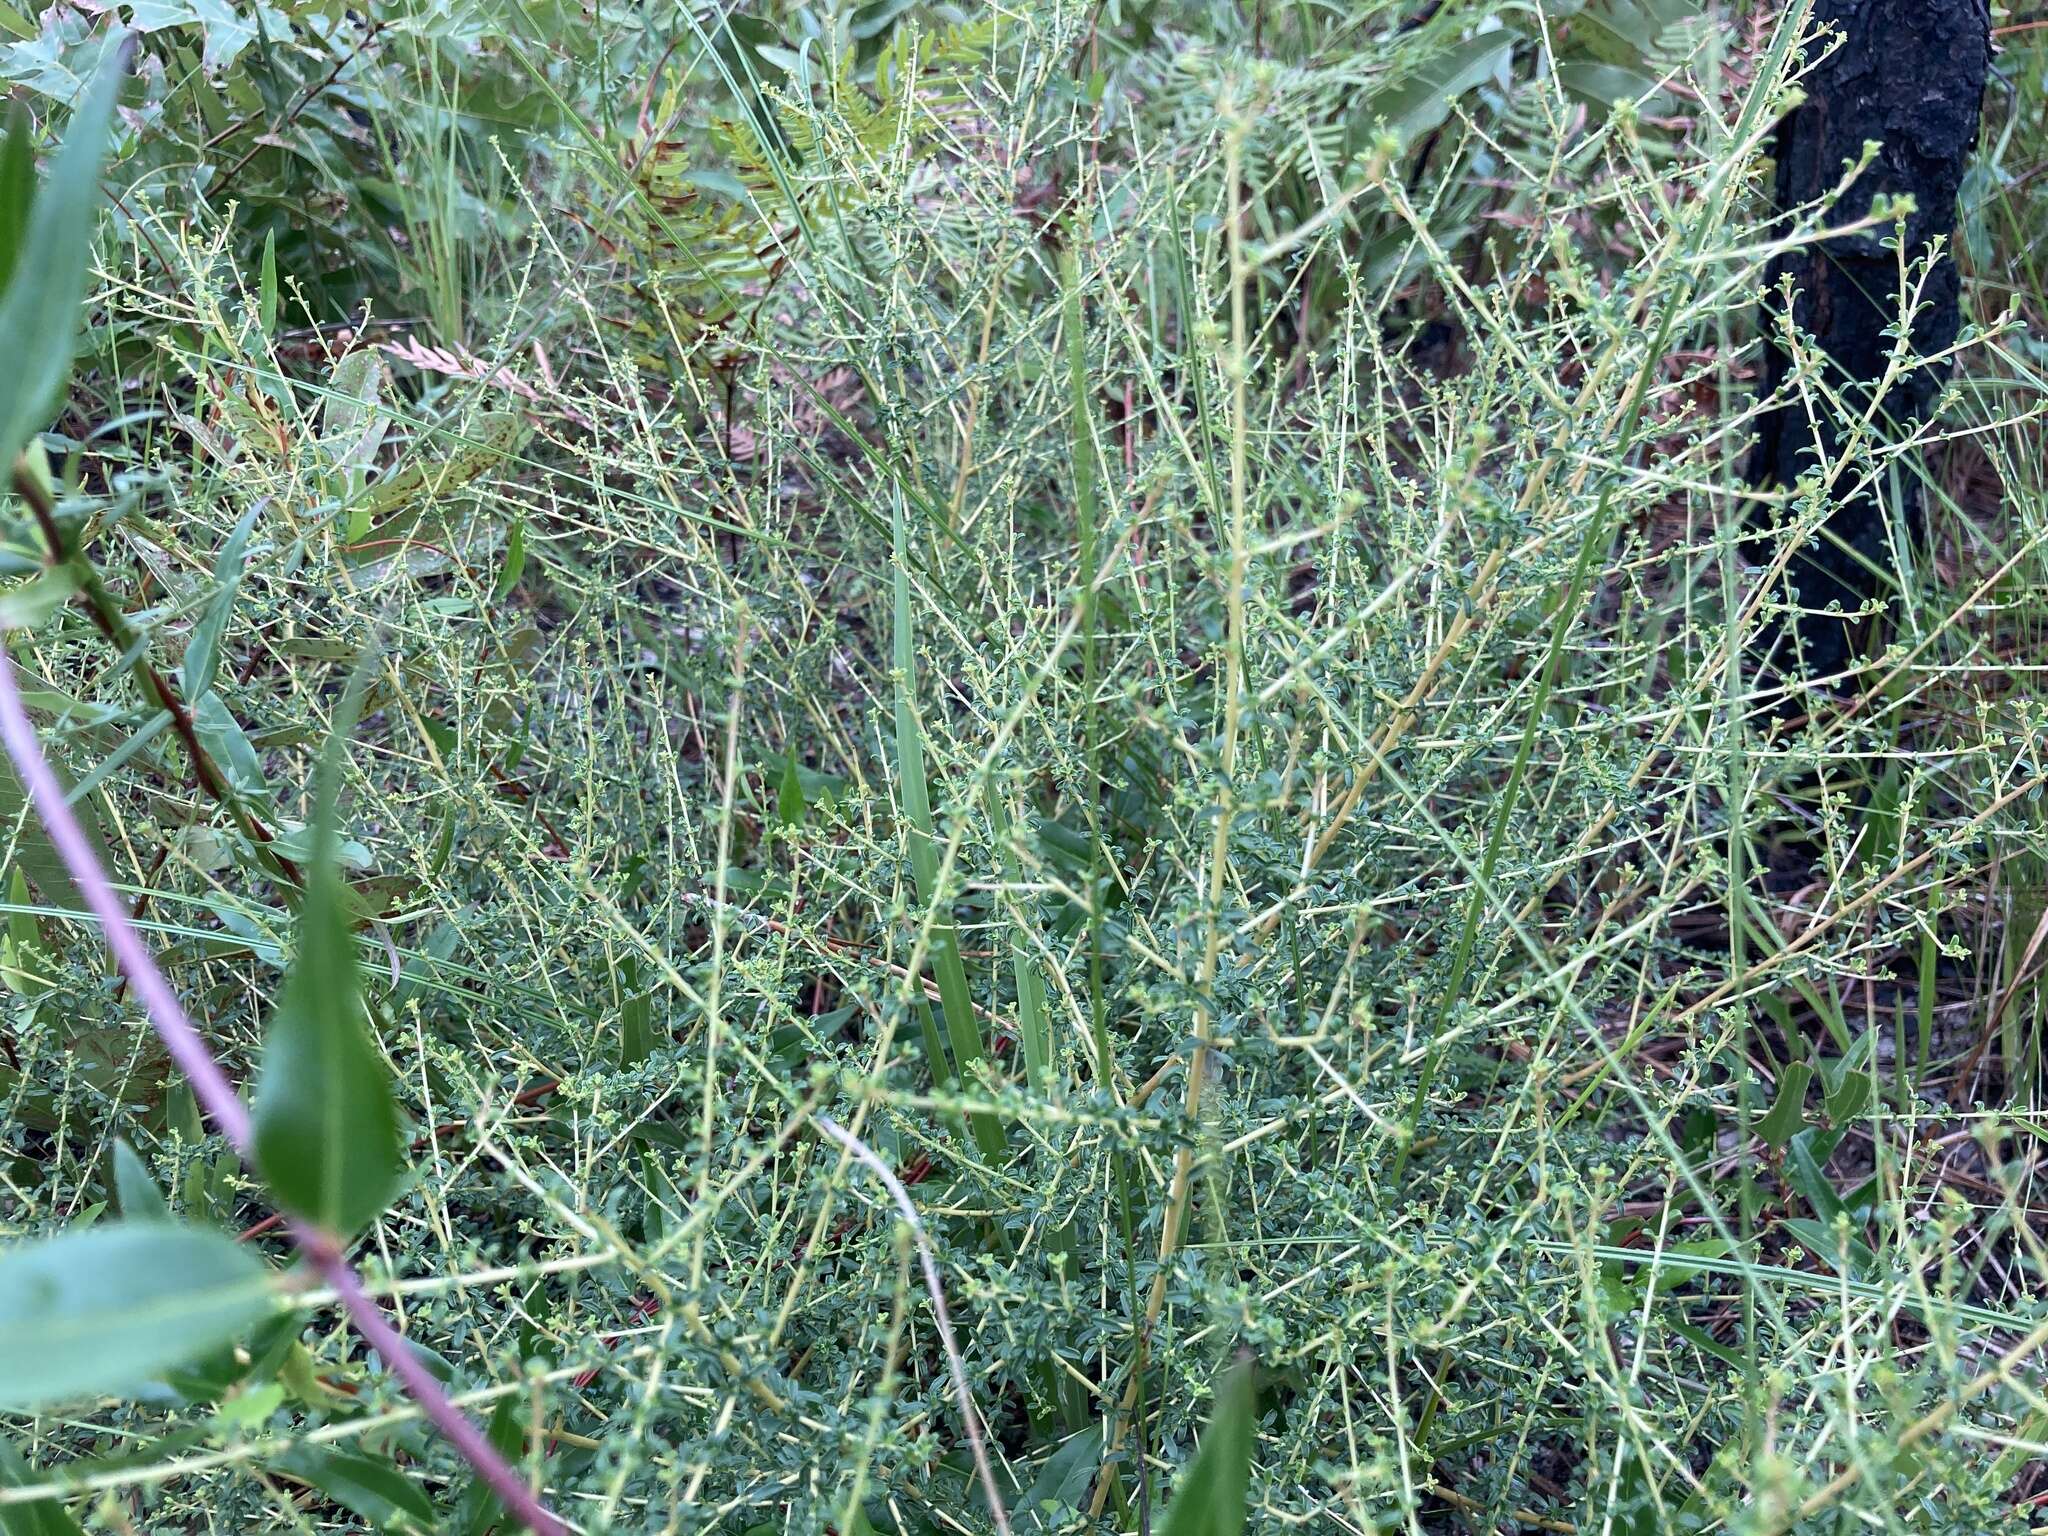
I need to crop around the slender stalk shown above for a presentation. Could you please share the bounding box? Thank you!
[1092,93,1255,1519]
[815,1115,1012,1536]
[12,463,300,887]
[0,652,566,1536]
[1066,233,1149,1502]
[891,486,1004,1158]
[1392,293,1685,1185]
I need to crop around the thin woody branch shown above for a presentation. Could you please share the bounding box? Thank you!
[10,457,301,886]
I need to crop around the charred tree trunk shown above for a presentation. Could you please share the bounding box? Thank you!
[1746,0,1990,685]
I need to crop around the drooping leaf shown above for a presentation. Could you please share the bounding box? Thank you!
[987,784,1052,1090]
[257,227,277,336]
[1783,1217,1878,1282]
[1554,60,1663,111]
[618,987,655,1067]
[1159,1355,1256,1536]
[320,348,388,471]
[1601,1442,1666,1536]
[0,567,78,631]
[0,866,49,997]
[180,501,260,699]
[0,32,127,474]
[1365,33,1512,152]
[279,1445,434,1532]
[453,1393,529,1536]
[1014,1425,1103,1522]
[492,516,526,601]
[189,691,271,800]
[0,1225,274,1410]
[776,747,805,826]
[0,1433,85,1536]
[267,819,374,870]
[709,12,790,153]
[210,1379,284,1430]
[1754,1061,1814,1150]
[850,0,917,44]
[0,101,32,296]
[1782,1132,1840,1224]
[1821,1029,1877,1126]
[164,1079,202,1141]
[111,1138,170,1222]
[251,713,400,1240]
[0,736,107,906]
[1567,0,1702,66]
[890,491,1002,1156]
[351,410,527,520]
[160,1306,299,1407]
[279,1339,351,1407]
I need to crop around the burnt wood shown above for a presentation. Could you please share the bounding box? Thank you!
[1746,0,1990,683]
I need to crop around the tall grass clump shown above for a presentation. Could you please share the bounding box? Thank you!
[2,1,2048,1532]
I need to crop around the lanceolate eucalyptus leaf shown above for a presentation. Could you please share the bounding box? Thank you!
[1158,1356,1255,1536]
[251,722,400,1241]
[0,1225,275,1410]
[0,32,129,475]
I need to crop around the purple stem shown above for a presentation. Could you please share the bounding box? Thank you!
[306,1234,562,1533]
[0,652,568,1536]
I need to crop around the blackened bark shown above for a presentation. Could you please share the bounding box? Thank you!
[1746,0,1989,683]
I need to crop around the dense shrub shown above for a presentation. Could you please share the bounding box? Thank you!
[3,2,2047,1532]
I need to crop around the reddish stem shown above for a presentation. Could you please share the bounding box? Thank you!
[0,653,567,1536]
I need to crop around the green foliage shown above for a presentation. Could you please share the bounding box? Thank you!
[110,1137,171,1222]
[278,1444,436,1532]
[1756,1061,1816,1148]
[0,1226,274,1409]
[450,1394,529,1536]
[0,32,123,470]
[0,2,2044,1532]
[0,1434,85,1536]
[251,724,400,1240]
[1159,1358,1255,1536]
[0,102,34,294]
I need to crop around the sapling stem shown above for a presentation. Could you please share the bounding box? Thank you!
[0,651,568,1536]
[10,462,301,887]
